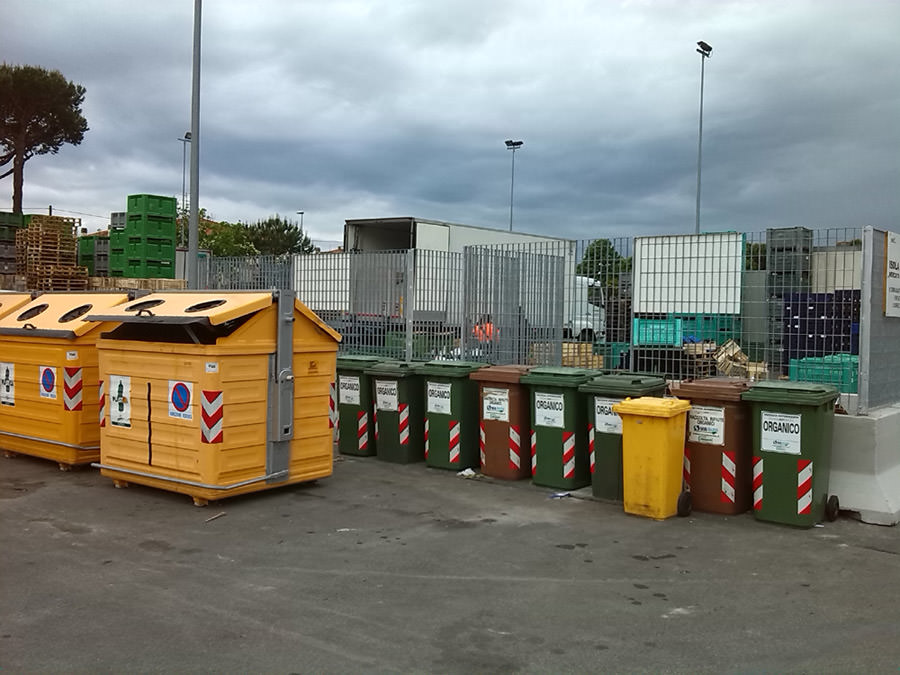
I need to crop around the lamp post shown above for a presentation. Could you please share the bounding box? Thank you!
[695,40,712,235]
[505,139,523,231]
[179,131,191,216]
[296,210,304,229]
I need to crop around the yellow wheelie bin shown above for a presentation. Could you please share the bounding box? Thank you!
[89,290,341,505]
[613,397,692,520]
[0,292,130,468]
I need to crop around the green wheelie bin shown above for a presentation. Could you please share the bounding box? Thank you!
[336,355,382,456]
[520,367,597,490]
[363,360,425,464]
[741,381,840,527]
[413,360,487,470]
[578,373,668,501]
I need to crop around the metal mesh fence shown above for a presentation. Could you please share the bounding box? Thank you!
[207,255,292,290]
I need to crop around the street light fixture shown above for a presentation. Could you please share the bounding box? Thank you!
[695,40,712,235]
[296,211,304,229]
[179,131,192,217]
[505,139,523,231]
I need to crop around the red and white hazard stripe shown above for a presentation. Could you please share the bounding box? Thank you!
[683,447,692,488]
[588,423,596,474]
[63,367,83,412]
[398,403,409,445]
[562,431,576,479]
[721,450,737,504]
[448,420,461,464]
[357,411,369,451]
[200,390,224,444]
[373,411,379,441]
[508,424,521,471]
[98,379,106,427]
[530,429,537,476]
[424,418,430,459]
[797,459,813,515]
[479,421,486,467]
[752,456,764,510]
[328,381,336,429]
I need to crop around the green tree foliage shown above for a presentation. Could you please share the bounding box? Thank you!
[576,238,632,291]
[199,220,257,257]
[0,64,88,213]
[247,214,315,255]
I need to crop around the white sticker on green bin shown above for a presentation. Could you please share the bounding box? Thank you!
[427,381,452,415]
[594,396,623,435]
[375,380,398,412]
[761,411,801,455]
[534,392,564,428]
[1,362,14,407]
[688,405,726,446]
[483,387,509,422]
[339,375,361,405]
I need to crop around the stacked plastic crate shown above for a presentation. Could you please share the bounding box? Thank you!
[0,211,24,275]
[110,195,176,278]
[766,227,813,373]
[77,233,110,276]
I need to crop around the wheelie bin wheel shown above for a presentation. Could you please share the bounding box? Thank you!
[825,494,840,522]
[677,490,692,517]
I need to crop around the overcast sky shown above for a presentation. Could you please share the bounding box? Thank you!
[3,0,899,242]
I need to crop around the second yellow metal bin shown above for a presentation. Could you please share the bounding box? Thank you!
[89,290,341,505]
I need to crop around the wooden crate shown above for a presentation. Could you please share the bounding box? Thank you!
[87,276,187,291]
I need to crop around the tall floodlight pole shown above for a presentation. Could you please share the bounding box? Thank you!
[695,40,712,235]
[187,0,202,289]
[505,139,523,231]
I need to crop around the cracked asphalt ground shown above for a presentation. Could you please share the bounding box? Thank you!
[2,450,900,673]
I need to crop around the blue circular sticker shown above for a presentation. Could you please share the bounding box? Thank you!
[41,368,55,392]
[171,382,191,412]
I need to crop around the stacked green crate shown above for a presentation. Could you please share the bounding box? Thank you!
[111,194,177,278]
[0,211,23,274]
[77,235,96,275]
[789,354,858,393]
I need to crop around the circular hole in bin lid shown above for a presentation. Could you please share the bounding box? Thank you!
[58,304,93,323]
[184,299,227,313]
[124,299,166,312]
[17,303,49,321]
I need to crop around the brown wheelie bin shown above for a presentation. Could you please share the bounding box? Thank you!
[470,364,533,479]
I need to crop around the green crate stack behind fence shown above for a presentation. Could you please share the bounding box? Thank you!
[789,354,858,393]
[0,211,23,274]
[111,194,177,278]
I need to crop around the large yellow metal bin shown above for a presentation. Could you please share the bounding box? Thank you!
[0,293,34,319]
[89,290,341,505]
[0,293,130,468]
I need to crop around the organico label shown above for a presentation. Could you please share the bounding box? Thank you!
[427,381,452,415]
[0,362,14,406]
[534,392,565,428]
[375,380,398,412]
[688,405,726,446]
[761,411,802,455]
[482,387,510,422]
[339,375,361,406]
[594,396,623,435]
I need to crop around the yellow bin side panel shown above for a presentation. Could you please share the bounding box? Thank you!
[0,331,109,465]
[621,412,689,520]
[289,347,337,481]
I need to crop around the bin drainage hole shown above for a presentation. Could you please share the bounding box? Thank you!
[185,299,227,313]
[125,299,166,312]
[17,303,49,321]
[58,304,93,323]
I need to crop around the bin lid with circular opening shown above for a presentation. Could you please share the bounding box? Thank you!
[85,291,274,326]
[520,366,596,387]
[363,360,421,378]
[412,360,487,377]
[613,396,691,418]
[670,376,750,402]
[579,372,667,397]
[0,293,130,338]
[741,380,839,406]
[470,364,534,384]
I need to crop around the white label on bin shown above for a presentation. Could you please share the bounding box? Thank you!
[483,387,509,422]
[427,381,452,415]
[339,375,361,405]
[168,380,193,420]
[594,396,623,435]
[109,375,131,428]
[39,366,57,400]
[205,361,218,373]
[534,392,565,428]
[66,350,78,361]
[688,405,726,446]
[375,380,398,412]
[0,362,14,406]
[761,411,801,455]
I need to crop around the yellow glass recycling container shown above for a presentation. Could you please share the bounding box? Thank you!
[613,396,692,520]
[0,293,34,319]
[90,290,341,506]
[0,293,130,468]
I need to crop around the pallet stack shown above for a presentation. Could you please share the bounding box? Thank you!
[110,195,176,279]
[14,214,88,291]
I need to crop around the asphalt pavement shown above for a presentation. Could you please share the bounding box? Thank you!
[2,450,900,673]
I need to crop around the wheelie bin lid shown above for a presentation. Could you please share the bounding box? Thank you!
[670,376,750,402]
[337,354,383,369]
[519,366,596,387]
[613,396,691,418]
[470,364,534,384]
[741,380,839,406]
[0,293,34,320]
[0,292,130,338]
[363,360,421,378]
[412,360,487,377]
[578,372,667,397]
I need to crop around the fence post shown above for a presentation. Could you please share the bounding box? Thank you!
[404,249,416,362]
[858,226,874,414]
